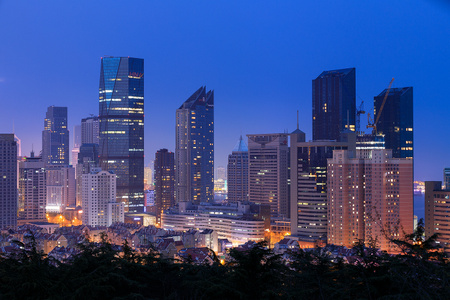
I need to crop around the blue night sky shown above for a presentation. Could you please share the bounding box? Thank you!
[0,1,449,181]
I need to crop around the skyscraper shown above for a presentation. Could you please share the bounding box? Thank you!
[81,116,100,145]
[19,153,46,220]
[312,68,356,141]
[0,134,18,228]
[425,181,450,253]
[247,133,290,218]
[227,136,249,203]
[99,57,144,212]
[154,149,175,224]
[175,86,214,204]
[76,143,100,206]
[374,87,413,159]
[327,149,413,252]
[290,130,350,246]
[82,169,123,227]
[42,106,69,166]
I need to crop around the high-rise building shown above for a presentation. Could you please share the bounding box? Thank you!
[374,87,413,159]
[227,136,249,203]
[82,169,123,227]
[424,181,450,253]
[327,149,413,252]
[73,125,81,148]
[71,125,81,167]
[81,116,100,145]
[247,133,289,218]
[312,68,356,141]
[0,134,18,228]
[290,130,350,246]
[46,166,76,212]
[443,168,450,190]
[144,164,153,190]
[18,152,46,220]
[99,57,144,212]
[42,106,70,166]
[216,166,226,181]
[175,86,214,204]
[154,149,175,224]
[76,143,100,206]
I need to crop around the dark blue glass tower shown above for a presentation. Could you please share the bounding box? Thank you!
[176,87,214,203]
[99,57,144,212]
[374,87,413,159]
[42,106,69,165]
[312,68,356,141]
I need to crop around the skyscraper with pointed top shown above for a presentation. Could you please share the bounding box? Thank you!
[227,136,249,203]
[98,57,144,213]
[175,86,214,204]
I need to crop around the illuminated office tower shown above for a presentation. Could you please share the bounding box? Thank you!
[99,57,144,212]
[247,133,289,218]
[374,87,413,159]
[42,106,69,166]
[76,143,99,206]
[175,86,214,204]
[290,129,350,246]
[327,149,413,252]
[227,136,249,203]
[18,152,46,220]
[154,149,175,224]
[0,134,18,228]
[425,181,450,253]
[82,169,123,227]
[81,116,100,145]
[312,68,356,141]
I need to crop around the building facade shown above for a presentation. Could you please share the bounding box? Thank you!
[42,106,69,166]
[81,169,123,227]
[175,86,214,203]
[327,149,413,252]
[154,149,175,224]
[443,168,450,190]
[247,133,290,218]
[424,181,450,253]
[46,166,76,212]
[290,129,350,245]
[18,154,46,220]
[81,116,100,145]
[161,202,265,246]
[312,68,356,141]
[0,134,18,228]
[76,143,100,207]
[99,57,144,212]
[227,136,249,203]
[374,87,413,159]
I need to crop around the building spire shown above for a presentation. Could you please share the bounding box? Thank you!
[297,110,299,130]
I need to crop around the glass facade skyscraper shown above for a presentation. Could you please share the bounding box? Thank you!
[374,87,413,159]
[176,86,214,204]
[99,57,144,213]
[312,68,356,141]
[42,106,69,166]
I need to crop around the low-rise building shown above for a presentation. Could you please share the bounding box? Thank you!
[161,202,265,246]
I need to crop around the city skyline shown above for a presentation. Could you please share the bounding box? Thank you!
[1,1,450,181]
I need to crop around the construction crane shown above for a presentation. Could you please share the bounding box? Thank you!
[367,78,395,134]
[356,100,365,133]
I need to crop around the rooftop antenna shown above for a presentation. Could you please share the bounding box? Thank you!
[297,110,299,130]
